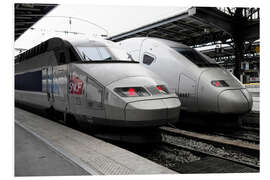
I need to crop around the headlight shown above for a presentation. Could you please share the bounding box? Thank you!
[211,80,229,87]
[114,87,150,97]
[156,85,169,94]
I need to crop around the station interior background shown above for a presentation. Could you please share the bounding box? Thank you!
[2,0,269,179]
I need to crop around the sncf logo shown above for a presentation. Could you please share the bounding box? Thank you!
[69,75,83,95]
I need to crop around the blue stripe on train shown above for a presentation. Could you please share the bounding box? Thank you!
[15,71,42,92]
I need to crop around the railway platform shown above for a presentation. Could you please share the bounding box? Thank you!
[15,123,89,176]
[239,84,260,127]
[246,84,260,112]
[15,107,175,176]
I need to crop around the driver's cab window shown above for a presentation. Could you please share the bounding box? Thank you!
[78,47,100,61]
[77,47,112,61]
[99,47,112,60]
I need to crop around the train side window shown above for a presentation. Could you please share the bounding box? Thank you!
[143,54,155,65]
[15,70,42,92]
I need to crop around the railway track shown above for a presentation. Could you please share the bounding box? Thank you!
[212,129,259,144]
[159,126,259,169]
[239,112,259,128]
[114,140,258,173]
[173,124,260,144]
[174,112,260,144]
[241,125,259,132]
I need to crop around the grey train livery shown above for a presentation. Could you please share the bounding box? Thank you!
[119,37,253,115]
[15,37,181,129]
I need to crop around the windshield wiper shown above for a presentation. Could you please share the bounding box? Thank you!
[91,59,133,62]
[82,51,92,61]
[103,57,112,61]
[78,60,139,64]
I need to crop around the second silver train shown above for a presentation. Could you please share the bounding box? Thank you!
[119,37,253,115]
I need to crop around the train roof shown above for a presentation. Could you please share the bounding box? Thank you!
[149,37,190,48]
[15,37,69,63]
[121,37,190,49]
[15,36,118,63]
[64,36,116,47]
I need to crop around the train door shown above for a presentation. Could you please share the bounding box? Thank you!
[51,65,69,113]
[65,65,70,115]
[42,67,50,108]
[85,77,105,118]
[47,66,54,106]
[178,74,196,111]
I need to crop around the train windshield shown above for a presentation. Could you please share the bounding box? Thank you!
[173,47,219,67]
[77,46,134,62]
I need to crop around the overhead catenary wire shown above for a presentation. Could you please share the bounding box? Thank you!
[44,16,109,37]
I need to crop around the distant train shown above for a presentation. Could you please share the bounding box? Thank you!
[15,37,181,131]
[119,37,253,116]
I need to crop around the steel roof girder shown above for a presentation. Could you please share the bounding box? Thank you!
[15,3,57,40]
[190,7,260,42]
[189,7,234,36]
[240,21,259,41]
[109,10,190,41]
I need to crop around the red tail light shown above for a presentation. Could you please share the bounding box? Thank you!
[129,88,135,96]
[114,87,150,97]
[156,85,169,94]
[211,80,229,87]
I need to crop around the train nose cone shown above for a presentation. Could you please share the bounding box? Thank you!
[125,98,181,127]
[241,88,253,111]
[218,89,251,114]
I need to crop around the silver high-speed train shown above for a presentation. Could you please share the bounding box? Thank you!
[15,37,181,130]
[119,37,253,115]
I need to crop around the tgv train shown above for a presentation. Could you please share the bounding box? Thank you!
[15,37,181,130]
[119,37,253,115]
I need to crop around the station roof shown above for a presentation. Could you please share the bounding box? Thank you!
[108,7,259,47]
[15,3,58,40]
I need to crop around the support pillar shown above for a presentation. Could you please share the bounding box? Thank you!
[232,8,245,81]
[233,36,245,80]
